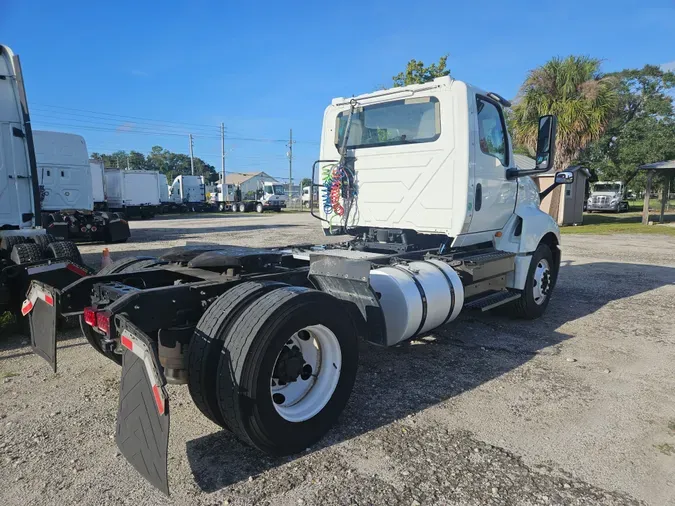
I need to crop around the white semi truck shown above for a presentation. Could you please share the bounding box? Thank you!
[1,44,90,326]
[232,180,288,212]
[89,159,107,211]
[586,181,629,212]
[33,131,131,243]
[25,76,576,495]
[169,174,209,212]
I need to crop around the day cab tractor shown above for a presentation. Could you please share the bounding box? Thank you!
[232,180,288,213]
[24,76,577,494]
[1,44,91,328]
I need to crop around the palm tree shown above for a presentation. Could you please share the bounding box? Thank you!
[511,56,618,222]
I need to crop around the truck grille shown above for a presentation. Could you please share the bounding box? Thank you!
[592,196,609,205]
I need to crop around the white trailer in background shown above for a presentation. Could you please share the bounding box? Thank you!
[169,174,210,212]
[105,168,161,218]
[33,131,130,243]
[158,177,172,213]
[89,159,107,211]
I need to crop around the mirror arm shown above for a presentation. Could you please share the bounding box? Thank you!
[539,182,561,201]
[506,168,550,179]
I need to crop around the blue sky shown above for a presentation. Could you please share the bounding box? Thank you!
[2,0,674,182]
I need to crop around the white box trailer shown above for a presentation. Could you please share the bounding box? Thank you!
[105,169,161,218]
[89,159,106,210]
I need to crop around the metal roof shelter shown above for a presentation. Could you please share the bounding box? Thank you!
[637,160,675,224]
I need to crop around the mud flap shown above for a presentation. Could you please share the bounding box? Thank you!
[115,318,170,495]
[27,283,58,372]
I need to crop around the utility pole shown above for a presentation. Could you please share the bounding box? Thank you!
[189,134,195,176]
[287,128,294,199]
[220,123,226,195]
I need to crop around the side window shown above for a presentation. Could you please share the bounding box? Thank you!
[476,97,508,166]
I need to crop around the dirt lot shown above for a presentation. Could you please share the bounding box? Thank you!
[1,212,674,506]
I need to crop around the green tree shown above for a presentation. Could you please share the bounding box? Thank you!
[510,56,618,221]
[393,55,450,87]
[579,65,675,192]
[300,177,312,190]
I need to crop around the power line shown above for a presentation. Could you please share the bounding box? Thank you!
[32,103,222,130]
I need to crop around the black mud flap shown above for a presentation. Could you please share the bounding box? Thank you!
[107,218,131,242]
[28,283,58,372]
[115,318,170,495]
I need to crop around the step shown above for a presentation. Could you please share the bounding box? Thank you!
[464,290,521,312]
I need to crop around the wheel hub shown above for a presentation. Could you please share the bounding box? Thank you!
[532,258,552,305]
[273,345,305,384]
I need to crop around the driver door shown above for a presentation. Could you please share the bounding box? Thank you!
[468,95,517,233]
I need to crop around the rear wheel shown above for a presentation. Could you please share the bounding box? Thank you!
[511,243,554,319]
[187,281,287,428]
[256,203,264,213]
[46,241,83,265]
[215,287,358,455]
[32,234,58,253]
[1,235,28,254]
[238,203,246,213]
[10,243,44,264]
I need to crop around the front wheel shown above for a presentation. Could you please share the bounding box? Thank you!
[215,287,358,455]
[511,243,555,319]
[256,203,264,213]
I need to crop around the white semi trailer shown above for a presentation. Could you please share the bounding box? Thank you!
[169,174,209,211]
[25,75,576,495]
[89,159,107,211]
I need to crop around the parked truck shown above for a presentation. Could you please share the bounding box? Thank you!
[33,131,130,243]
[24,76,576,495]
[233,180,287,212]
[210,182,235,211]
[105,168,161,218]
[586,181,629,213]
[169,174,209,211]
[1,44,90,327]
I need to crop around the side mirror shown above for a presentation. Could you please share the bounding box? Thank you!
[554,171,574,185]
[535,115,557,171]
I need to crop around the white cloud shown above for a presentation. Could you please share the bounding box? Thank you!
[116,122,135,133]
[661,61,675,72]
[130,69,149,77]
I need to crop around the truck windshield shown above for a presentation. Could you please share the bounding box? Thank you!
[593,184,621,192]
[336,97,440,149]
[273,185,285,195]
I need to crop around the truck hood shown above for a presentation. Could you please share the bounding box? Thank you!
[590,192,620,198]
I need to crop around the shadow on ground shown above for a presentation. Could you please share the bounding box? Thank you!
[184,260,675,492]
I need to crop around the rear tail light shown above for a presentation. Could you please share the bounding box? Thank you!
[83,307,97,326]
[96,312,111,335]
[83,307,111,335]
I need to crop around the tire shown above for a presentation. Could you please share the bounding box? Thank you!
[98,256,159,275]
[1,235,28,252]
[256,203,263,213]
[218,203,225,212]
[112,212,127,221]
[187,281,288,428]
[511,243,555,319]
[46,240,83,265]
[10,243,44,265]
[215,287,358,455]
[238,203,246,213]
[32,234,58,253]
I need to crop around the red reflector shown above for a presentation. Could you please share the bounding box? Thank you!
[96,312,111,334]
[83,307,97,326]
[44,294,54,306]
[152,385,165,415]
[91,226,97,232]
[80,227,87,233]
[21,299,33,316]
[66,263,87,277]
[120,335,133,350]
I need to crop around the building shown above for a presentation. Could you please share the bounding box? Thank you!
[514,154,590,226]
[222,171,279,197]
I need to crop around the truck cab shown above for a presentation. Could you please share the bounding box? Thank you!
[587,181,628,213]
[257,181,287,210]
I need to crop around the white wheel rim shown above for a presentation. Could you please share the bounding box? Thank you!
[270,325,342,423]
[532,258,551,305]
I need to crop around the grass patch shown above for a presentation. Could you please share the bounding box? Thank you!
[655,443,675,456]
[561,211,675,236]
[1,371,19,379]
[668,420,675,434]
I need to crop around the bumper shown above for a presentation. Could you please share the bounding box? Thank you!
[586,204,618,212]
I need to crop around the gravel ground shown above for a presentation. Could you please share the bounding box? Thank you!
[1,213,674,506]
